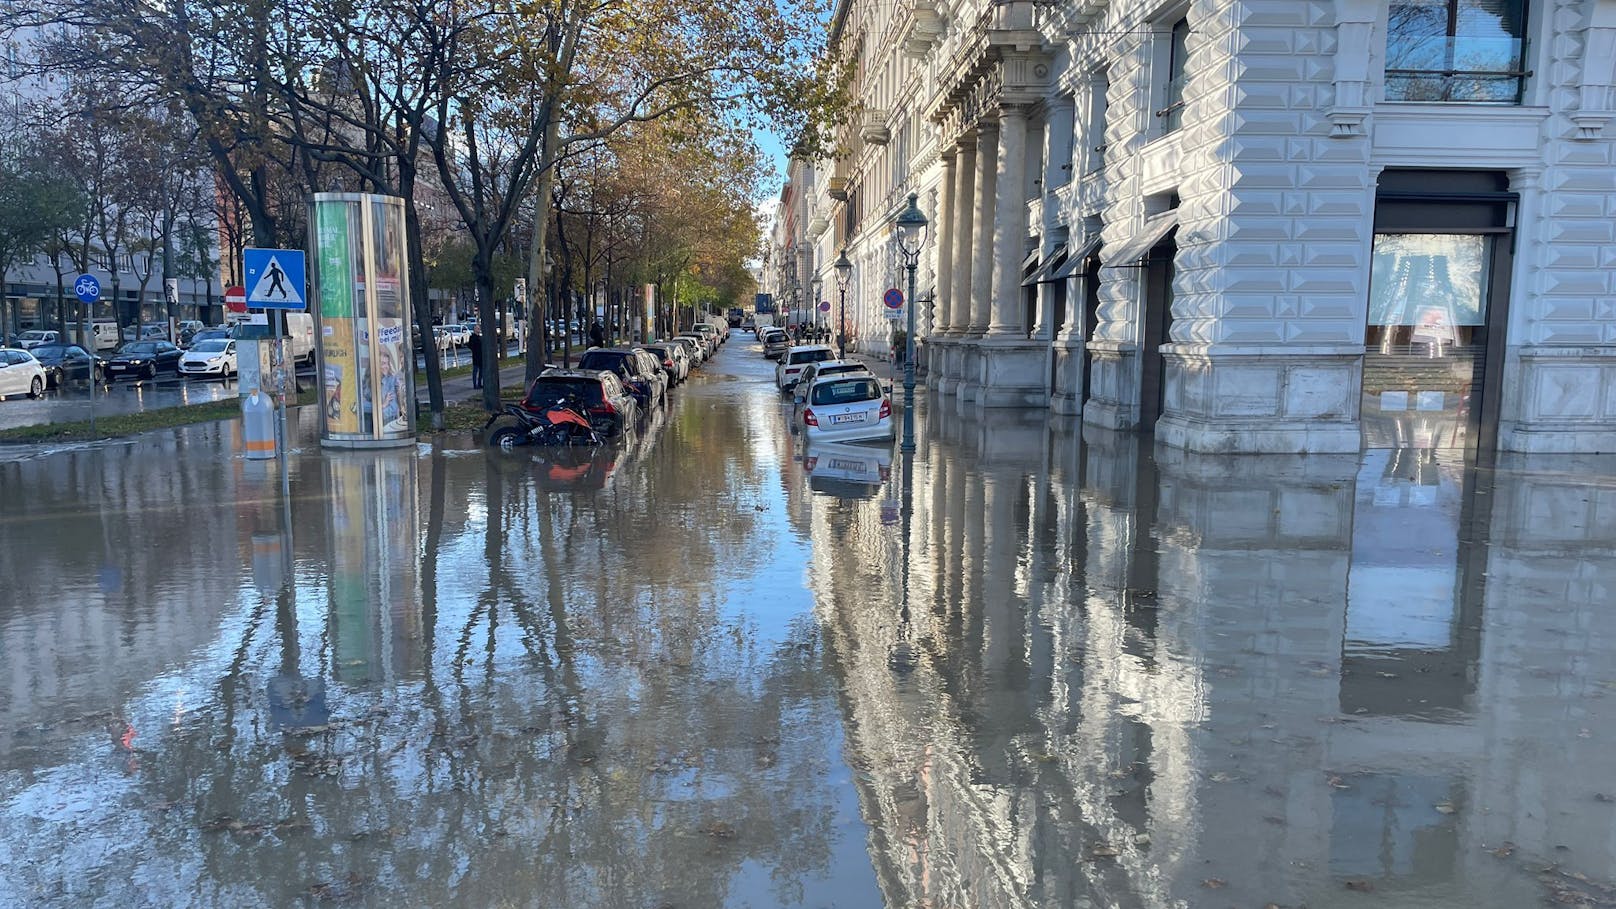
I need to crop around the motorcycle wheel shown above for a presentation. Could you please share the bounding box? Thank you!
[488,425,525,451]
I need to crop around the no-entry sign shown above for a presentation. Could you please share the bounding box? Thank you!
[225,285,247,313]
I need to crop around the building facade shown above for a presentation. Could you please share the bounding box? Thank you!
[783,0,1616,454]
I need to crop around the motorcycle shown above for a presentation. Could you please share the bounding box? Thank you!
[484,395,603,450]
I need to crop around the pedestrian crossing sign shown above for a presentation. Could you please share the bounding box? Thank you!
[243,247,307,311]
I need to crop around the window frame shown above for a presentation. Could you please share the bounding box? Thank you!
[1382,0,1532,104]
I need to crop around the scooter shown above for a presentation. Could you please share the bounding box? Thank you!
[485,395,603,450]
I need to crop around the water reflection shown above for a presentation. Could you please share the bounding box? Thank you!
[808,413,1616,909]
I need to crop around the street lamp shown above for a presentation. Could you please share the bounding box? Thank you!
[833,249,852,359]
[891,192,928,453]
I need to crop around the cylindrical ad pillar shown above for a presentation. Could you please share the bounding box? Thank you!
[309,193,416,448]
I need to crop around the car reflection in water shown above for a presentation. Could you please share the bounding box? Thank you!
[802,439,892,499]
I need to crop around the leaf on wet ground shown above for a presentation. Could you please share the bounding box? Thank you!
[1200,878,1225,888]
[1434,801,1457,814]
[1343,879,1375,892]
[1491,841,1518,858]
[1326,775,1352,790]
[700,821,738,840]
[305,873,373,903]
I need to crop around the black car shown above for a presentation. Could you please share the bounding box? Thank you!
[30,343,106,387]
[106,340,183,380]
[520,368,639,436]
[577,347,666,409]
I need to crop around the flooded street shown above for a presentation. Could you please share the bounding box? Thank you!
[2,340,1615,908]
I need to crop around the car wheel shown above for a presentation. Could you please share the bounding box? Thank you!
[29,376,44,399]
[144,363,157,380]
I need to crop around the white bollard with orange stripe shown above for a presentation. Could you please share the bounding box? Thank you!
[242,388,277,460]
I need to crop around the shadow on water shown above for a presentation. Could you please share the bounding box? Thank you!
[2,353,1616,908]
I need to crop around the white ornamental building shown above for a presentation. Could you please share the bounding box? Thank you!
[786,0,1616,454]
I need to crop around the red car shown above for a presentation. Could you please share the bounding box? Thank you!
[520,369,639,437]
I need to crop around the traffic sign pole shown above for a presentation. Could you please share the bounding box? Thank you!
[73,275,102,434]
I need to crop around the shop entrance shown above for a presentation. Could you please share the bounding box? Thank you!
[1361,171,1514,453]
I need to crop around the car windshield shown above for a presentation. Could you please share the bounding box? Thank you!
[789,349,832,365]
[644,346,671,359]
[819,364,866,378]
[811,378,883,406]
[121,342,159,355]
[194,340,230,353]
[527,377,604,406]
[578,351,631,374]
[21,331,49,340]
[31,345,69,358]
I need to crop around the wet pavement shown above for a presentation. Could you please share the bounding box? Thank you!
[2,339,1615,908]
[0,374,244,431]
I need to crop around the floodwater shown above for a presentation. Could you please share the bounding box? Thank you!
[1,341,1614,908]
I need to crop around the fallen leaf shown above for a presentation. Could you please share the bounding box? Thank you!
[1434,802,1457,814]
[1200,878,1225,889]
[1491,841,1517,859]
[1344,879,1375,892]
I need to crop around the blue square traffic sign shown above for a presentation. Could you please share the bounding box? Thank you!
[243,248,307,311]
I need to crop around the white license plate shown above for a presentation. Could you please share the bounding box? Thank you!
[829,413,864,424]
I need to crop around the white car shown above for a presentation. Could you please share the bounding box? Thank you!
[121,324,169,342]
[776,344,835,391]
[16,330,61,350]
[791,360,873,405]
[179,338,238,378]
[797,373,894,443]
[0,348,47,399]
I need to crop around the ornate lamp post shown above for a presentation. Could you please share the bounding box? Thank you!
[833,249,852,359]
[891,193,928,453]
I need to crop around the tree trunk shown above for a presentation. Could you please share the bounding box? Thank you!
[402,170,445,429]
[473,253,500,412]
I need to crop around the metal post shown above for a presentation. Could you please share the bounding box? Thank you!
[902,259,918,453]
[273,313,289,500]
[837,285,847,359]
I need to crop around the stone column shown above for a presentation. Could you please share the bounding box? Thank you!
[951,137,977,336]
[935,148,957,335]
[968,123,999,337]
[989,105,1030,337]
[1040,96,1077,341]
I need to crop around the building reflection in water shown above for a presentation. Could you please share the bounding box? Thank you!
[807,408,1616,909]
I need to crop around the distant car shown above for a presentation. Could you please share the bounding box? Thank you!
[106,340,183,380]
[796,374,894,444]
[16,329,62,350]
[0,348,47,399]
[672,335,708,363]
[761,328,791,360]
[176,320,206,346]
[642,343,690,385]
[443,324,471,345]
[776,344,835,391]
[693,323,720,349]
[179,339,238,378]
[520,368,639,437]
[121,324,168,342]
[30,343,105,387]
[190,327,232,346]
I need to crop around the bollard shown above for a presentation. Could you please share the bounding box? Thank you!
[242,388,277,459]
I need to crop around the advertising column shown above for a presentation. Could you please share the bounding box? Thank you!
[309,192,416,447]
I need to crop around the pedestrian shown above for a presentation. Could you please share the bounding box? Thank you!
[469,328,484,388]
[589,320,605,348]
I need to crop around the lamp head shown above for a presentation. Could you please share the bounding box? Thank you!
[833,249,852,289]
[892,193,927,256]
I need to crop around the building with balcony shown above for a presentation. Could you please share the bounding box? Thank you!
[800,0,1616,453]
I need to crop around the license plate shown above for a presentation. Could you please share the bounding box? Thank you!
[830,413,863,424]
[110,365,125,371]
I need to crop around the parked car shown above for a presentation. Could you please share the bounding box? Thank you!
[672,335,707,365]
[776,344,835,391]
[30,343,105,387]
[190,327,232,346]
[519,368,639,437]
[0,348,47,399]
[443,324,471,346]
[796,374,894,443]
[16,329,62,350]
[121,324,169,343]
[106,340,183,380]
[791,360,873,407]
[179,338,238,379]
[176,320,207,346]
[761,328,791,360]
[642,343,690,385]
[693,323,720,350]
[73,320,123,352]
[578,347,667,408]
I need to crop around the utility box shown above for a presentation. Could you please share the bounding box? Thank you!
[308,193,416,448]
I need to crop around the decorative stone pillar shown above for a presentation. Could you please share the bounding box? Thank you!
[952,137,978,337]
[959,122,998,405]
[968,123,999,338]
[988,105,1030,338]
[935,148,957,339]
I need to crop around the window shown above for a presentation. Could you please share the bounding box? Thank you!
[1084,72,1110,174]
[1158,17,1190,133]
[1385,0,1529,103]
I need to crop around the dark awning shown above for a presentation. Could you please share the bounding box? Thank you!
[1101,210,1179,268]
[1025,233,1102,285]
